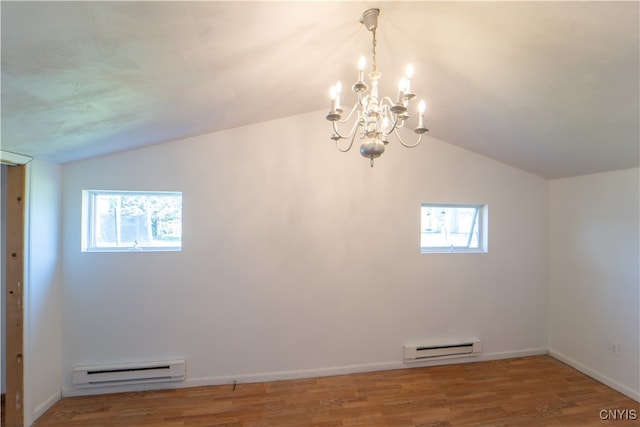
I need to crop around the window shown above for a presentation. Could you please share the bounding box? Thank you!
[420,204,487,253]
[82,190,182,252]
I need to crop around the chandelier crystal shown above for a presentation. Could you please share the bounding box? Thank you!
[326,8,428,167]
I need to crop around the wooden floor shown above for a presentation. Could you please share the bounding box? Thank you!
[32,356,639,427]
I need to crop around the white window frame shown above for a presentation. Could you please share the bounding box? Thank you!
[82,190,182,252]
[420,203,488,253]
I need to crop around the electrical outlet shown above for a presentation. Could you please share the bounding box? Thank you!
[609,343,621,355]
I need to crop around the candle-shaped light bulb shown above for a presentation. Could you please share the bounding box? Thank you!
[382,116,390,132]
[418,100,426,128]
[397,77,407,103]
[335,81,342,109]
[358,56,366,82]
[330,86,337,111]
[405,64,414,93]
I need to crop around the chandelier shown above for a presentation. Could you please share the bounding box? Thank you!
[326,8,428,167]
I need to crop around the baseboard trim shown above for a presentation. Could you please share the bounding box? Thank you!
[61,348,548,397]
[184,360,405,390]
[549,348,640,402]
[31,390,61,425]
[61,361,403,397]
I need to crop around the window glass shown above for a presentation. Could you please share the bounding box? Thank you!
[83,190,182,252]
[421,204,487,253]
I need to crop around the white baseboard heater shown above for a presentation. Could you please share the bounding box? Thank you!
[72,359,186,387]
[403,339,482,363]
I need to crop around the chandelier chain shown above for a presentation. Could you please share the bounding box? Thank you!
[371,28,378,74]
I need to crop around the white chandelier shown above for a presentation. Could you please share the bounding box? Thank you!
[326,8,428,167]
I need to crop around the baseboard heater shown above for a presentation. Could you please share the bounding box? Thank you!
[403,340,482,363]
[72,360,186,387]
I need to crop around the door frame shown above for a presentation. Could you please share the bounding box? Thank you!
[5,164,26,426]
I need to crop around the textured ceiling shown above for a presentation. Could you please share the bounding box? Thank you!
[1,1,638,178]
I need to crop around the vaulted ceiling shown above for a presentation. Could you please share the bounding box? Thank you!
[2,1,638,178]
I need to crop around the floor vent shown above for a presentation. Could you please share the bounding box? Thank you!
[72,360,186,387]
[403,340,481,363]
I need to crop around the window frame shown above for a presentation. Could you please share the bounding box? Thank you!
[82,190,183,252]
[420,203,488,254]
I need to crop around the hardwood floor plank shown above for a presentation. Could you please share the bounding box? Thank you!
[30,356,639,427]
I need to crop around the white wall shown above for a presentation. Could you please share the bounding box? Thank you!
[61,110,549,395]
[25,160,63,425]
[549,168,640,401]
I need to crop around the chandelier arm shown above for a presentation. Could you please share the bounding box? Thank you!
[332,117,362,141]
[335,123,362,152]
[380,97,396,107]
[381,111,401,136]
[394,127,423,148]
[337,103,361,124]
[331,120,350,140]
